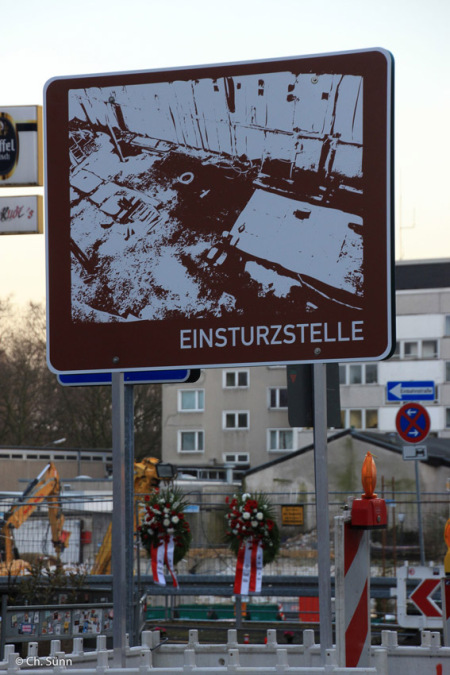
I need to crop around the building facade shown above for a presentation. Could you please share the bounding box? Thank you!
[161,259,450,473]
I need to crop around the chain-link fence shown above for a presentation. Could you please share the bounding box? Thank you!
[0,487,448,579]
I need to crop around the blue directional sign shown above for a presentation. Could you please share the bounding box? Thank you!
[57,370,197,386]
[387,381,435,402]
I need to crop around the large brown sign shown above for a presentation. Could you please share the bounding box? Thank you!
[44,49,394,373]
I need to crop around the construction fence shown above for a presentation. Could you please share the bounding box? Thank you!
[0,487,448,579]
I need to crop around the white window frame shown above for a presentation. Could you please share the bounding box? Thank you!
[403,340,419,359]
[268,387,288,409]
[339,363,378,385]
[445,315,450,336]
[222,452,250,465]
[178,430,204,453]
[392,339,439,360]
[178,389,205,412]
[223,369,249,389]
[267,428,294,452]
[341,409,379,430]
[421,339,439,359]
[222,411,250,430]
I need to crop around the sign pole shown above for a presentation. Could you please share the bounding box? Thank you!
[415,459,426,566]
[125,384,136,645]
[312,363,333,661]
[112,372,127,666]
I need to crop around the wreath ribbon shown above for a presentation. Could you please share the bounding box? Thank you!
[151,536,179,588]
[234,538,263,595]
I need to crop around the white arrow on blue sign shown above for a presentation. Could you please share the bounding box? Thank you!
[57,370,194,386]
[387,381,435,402]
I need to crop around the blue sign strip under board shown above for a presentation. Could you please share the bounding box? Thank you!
[58,370,193,386]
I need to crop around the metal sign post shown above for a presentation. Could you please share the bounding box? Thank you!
[312,363,333,661]
[415,459,426,566]
[396,404,431,567]
[111,372,127,666]
[125,384,136,646]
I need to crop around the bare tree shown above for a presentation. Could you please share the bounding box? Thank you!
[0,300,161,455]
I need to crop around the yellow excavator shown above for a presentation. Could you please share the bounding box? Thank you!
[90,457,176,574]
[0,462,70,576]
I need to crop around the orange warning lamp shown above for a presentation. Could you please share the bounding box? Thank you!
[351,452,387,528]
[361,451,377,499]
[445,519,450,575]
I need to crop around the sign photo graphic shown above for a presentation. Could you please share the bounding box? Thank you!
[45,49,394,372]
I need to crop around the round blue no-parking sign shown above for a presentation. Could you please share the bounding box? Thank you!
[395,403,430,444]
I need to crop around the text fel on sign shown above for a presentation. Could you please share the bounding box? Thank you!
[0,107,43,186]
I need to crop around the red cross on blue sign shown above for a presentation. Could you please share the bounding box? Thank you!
[395,403,430,444]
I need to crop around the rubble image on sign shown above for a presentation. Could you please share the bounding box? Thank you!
[68,70,363,324]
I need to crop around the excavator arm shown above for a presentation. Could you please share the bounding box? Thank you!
[0,462,70,571]
[90,457,176,574]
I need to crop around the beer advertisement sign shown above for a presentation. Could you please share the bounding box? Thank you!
[0,106,43,186]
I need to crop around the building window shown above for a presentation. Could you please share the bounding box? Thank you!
[340,363,378,385]
[446,361,450,382]
[422,340,438,359]
[178,430,204,452]
[178,389,204,412]
[365,364,378,384]
[349,409,362,428]
[268,429,294,452]
[223,370,249,388]
[342,409,379,429]
[269,387,288,408]
[349,365,362,384]
[446,408,450,429]
[223,452,250,464]
[393,339,439,360]
[445,315,450,336]
[404,341,419,359]
[223,411,249,429]
[365,409,379,429]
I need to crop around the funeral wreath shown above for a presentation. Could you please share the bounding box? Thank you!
[139,487,192,565]
[224,492,280,565]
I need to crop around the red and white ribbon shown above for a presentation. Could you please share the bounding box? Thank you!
[234,538,263,595]
[151,536,178,588]
[164,536,179,588]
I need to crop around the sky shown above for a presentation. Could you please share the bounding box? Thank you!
[1,0,449,307]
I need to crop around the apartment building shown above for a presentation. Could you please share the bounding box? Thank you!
[161,258,450,474]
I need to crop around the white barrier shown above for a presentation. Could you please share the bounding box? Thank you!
[377,629,450,675]
[1,628,449,674]
[0,629,379,674]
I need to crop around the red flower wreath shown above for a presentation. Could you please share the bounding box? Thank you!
[224,492,280,565]
[139,487,192,565]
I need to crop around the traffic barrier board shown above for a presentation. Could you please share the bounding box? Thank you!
[410,578,441,618]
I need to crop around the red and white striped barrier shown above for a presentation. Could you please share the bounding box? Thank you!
[443,577,450,646]
[335,515,371,668]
